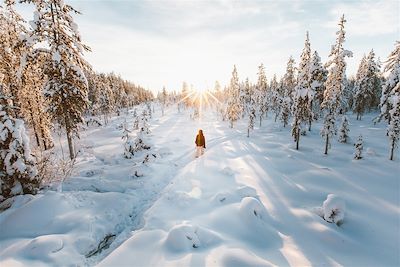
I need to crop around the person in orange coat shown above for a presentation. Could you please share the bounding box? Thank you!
[195,129,206,157]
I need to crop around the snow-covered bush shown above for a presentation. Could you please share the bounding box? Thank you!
[338,115,350,143]
[123,125,150,159]
[0,103,39,202]
[354,135,363,159]
[322,194,346,224]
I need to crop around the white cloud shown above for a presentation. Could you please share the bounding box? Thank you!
[326,0,399,36]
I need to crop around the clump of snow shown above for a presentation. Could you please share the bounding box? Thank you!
[239,197,269,223]
[322,194,346,224]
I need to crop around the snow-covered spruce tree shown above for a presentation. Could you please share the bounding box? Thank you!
[141,109,150,134]
[338,115,350,143]
[0,96,39,202]
[97,74,114,124]
[160,86,167,116]
[269,75,280,122]
[243,78,252,115]
[309,51,327,120]
[366,50,382,111]
[256,63,268,126]
[226,65,242,128]
[147,102,152,119]
[321,15,352,155]
[133,114,139,130]
[291,32,313,150]
[353,50,381,120]
[121,122,134,159]
[353,55,367,120]
[377,41,400,160]
[378,43,400,123]
[247,93,256,137]
[281,57,296,127]
[354,135,363,159]
[28,0,91,160]
[388,96,399,160]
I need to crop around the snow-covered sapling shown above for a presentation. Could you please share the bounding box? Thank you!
[322,194,346,225]
[338,115,350,143]
[122,123,134,159]
[354,135,363,159]
[141,116,150,134]
[134,129,151,152]
[133,116,139,130]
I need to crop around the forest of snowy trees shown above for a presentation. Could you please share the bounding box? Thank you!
[0,0,152,201]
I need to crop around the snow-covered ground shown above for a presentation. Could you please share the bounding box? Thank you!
[1,105,399,267]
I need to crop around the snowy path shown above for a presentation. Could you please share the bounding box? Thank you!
[0,107,399,267]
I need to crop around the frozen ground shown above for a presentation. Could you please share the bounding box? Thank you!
[0,105,399,267]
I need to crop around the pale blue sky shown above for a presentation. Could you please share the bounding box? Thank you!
[16,0,399,92]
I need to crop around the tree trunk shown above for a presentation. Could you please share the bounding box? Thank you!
[247,128,250,138]
[308,118,312,131]
[27,100,41,147]
[390,139,394,160]
[296,128,300,150]
[324,135,329,155]
[64,113,75,160]
[259,116,262,127]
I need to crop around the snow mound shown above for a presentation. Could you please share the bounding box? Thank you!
[164,223,221,252]
[366,147,377,156]
[20,235,64,260]
[322,194,346,224]
[211,186,258,205]
[239,197,270,223]
[221,166,235,176]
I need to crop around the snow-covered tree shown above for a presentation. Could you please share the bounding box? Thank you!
[0,0,28,114]
[141,109,150,134]
[133,129,151,154]
[226,65,241,128]
[269,75,280,122]
[291,32,313,149]
[122,122,133,159]
[353,55,368,119]
[133,115,139,130]
[247,93,256,137]
[378,41,400,160]
[354,135,363,159]
[321,15,352,155]
[281,57,296,127]
[0,95,39,202]
[388,96,400,160]
[243,78,252,114]
[309,51,327,120]
[256,63,268,126]
[353,50,381,120]
[160,86,167,116]
[17,53,54,150]
[29,0,91,159]
[338,115,350,143]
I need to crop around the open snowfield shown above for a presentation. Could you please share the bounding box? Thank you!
[0,105,399,267]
